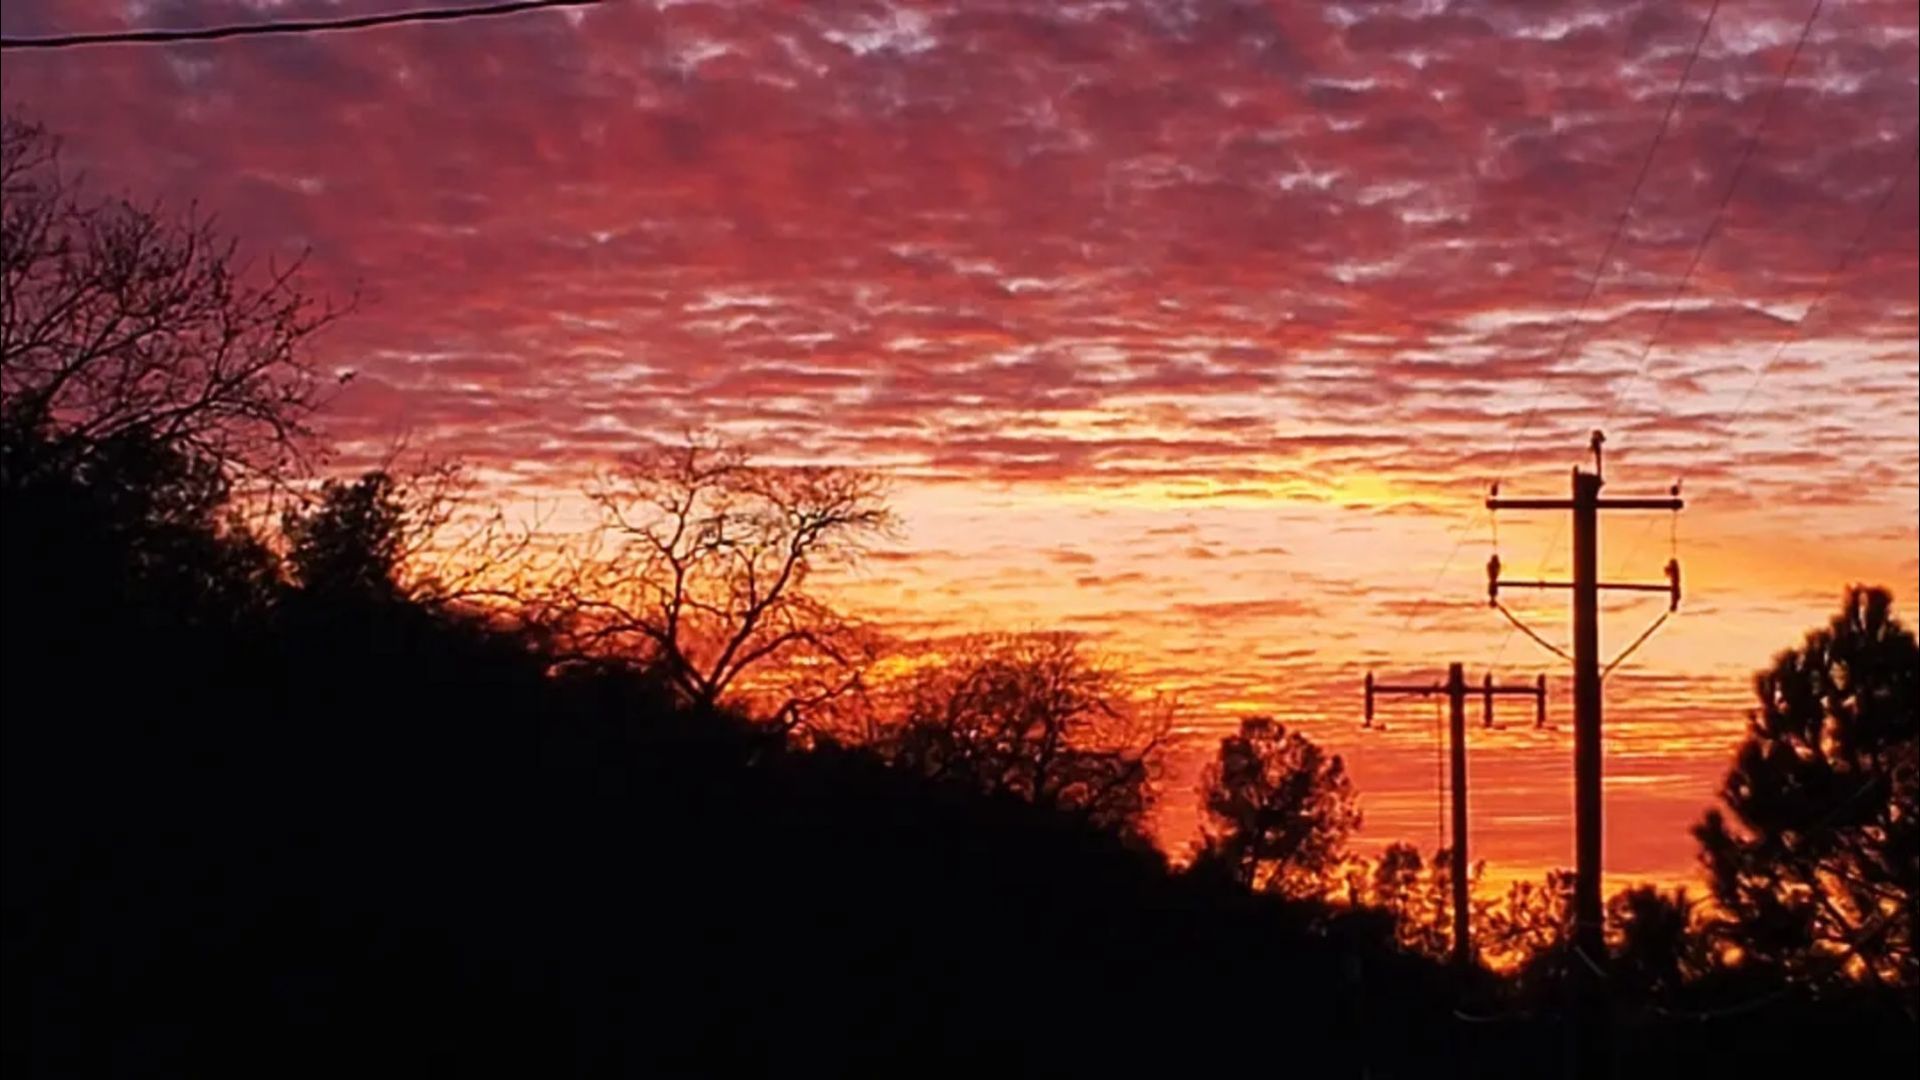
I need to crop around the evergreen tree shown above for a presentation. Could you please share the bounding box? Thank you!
[1694,586,1918,992]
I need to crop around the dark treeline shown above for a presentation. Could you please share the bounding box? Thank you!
[2,426,1460,1077]
[4,114,1915,1077]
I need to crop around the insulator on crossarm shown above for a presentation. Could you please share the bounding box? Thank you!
[1487,554,1501,605]
[1666,558,1682,612]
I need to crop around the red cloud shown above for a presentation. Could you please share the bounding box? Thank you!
[5,0,1915,882]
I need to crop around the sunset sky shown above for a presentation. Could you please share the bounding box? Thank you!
[6,0,1916,889]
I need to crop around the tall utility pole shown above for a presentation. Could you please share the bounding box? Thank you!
[1485,432,1682,1079]
[1365,663,1547,969]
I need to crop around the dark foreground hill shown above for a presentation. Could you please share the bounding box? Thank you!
[3,446,1911,1079]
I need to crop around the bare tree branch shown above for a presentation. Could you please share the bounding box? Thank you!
[2,114,339,482]
[543,432,895,727]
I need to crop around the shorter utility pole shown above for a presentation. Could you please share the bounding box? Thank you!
[1365,662,1548,968]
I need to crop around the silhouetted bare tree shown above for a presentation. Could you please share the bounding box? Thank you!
[0,114,337,479]
[1694,585,1918,992]
[880,632,1171,833]
[550,434,893,726]
[1194,715,1358,898]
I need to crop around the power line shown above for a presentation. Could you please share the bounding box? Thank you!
[1485,454,1686,1080]
[1490,0,1727,488]
[1689,140,1918,469]
[0,0,600,50]
[1491,0,1832,677]
[1599,0,1829,426]
[1604,140,1920,581]
[1384,0,1726,661]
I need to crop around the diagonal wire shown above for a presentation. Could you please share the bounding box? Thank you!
[1599,0,1830,428]
[1385,0,1726,661]
[1604,139,1920,582]
[1706,140,1919,454]
[1493,599,1573,663]
[1490,0,1833,678]
[1602,610,1671,680]
[0,0,599,49]
[1489,0,1728,489]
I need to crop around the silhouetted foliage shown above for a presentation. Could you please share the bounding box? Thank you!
[0,114,334,479]
[285,472,408,601]
[1343,842,1481,961]
[879,632,1170,834]
[1470,868,1576,997]
[1607,885,1707,1005]
[6,434,1913,1080]
[1194,715,1359,897]
[1693,586,1919,992]
[1,425,280,630]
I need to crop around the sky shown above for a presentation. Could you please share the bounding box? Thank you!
[5,0,1916,890]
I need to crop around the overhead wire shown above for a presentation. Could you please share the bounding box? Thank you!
[1489,0,1834,678]
[1375,6,1736,883]
[1381,0,1727,661]
[1604,139,1920,582]
[1601,610,1670,679]
[1493,600,1573,664]
[1598,0,1831,428]
[0,0,599,50]
[1488,0,1728,490]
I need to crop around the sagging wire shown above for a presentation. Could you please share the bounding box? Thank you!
[1603,518,1683,680]
[1492,598,1573,663]
[1602,611,1671,681]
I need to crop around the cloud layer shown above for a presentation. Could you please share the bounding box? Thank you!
[6,0,1916,880]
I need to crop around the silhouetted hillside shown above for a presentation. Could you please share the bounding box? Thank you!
[4,434,1914,1078]
[1,433,1462,1077]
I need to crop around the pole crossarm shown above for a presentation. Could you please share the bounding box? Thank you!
[1486,496,1684,512]
[1596,580,1682,593]
[1492,579,1674,592]
[1482,671,1550,729]
[1488,556,1684,612]
[1364,669,1548,725]
[1597,497,1686,511]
